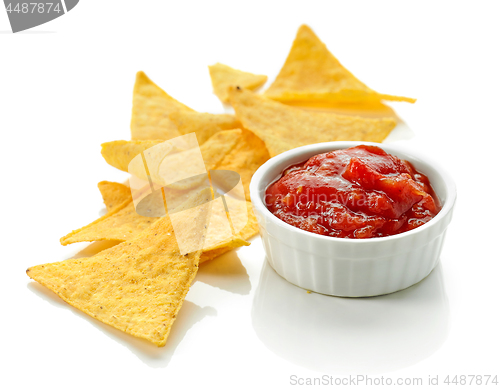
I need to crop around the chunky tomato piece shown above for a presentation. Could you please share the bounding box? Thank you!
[265,145,440,239]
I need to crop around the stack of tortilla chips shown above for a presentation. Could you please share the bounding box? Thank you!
[27,25,415,346]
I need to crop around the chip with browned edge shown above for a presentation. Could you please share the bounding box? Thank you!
[264,25,415,104]
[209,63,267,103]
[229,87,397,157]
[27,188,213,346]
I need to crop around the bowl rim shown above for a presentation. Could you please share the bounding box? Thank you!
[249,141,457,244]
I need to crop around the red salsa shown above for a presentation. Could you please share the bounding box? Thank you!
[265,145,440,239]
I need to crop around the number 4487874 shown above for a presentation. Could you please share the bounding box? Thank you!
[444,375,498,386]
[5,3,62,14]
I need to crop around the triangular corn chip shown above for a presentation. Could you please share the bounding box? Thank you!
[60,196,256,262]
[285,100,400,120]
[62,181,257,263]
[63,181,210,245]
[61,200,156,245]
[101,183,259,247]
[209,63,267,103]
[97,181,132,212]
[131,71,194,140]
[61,193,250,247]
[264,25,415,104]
[27,188,213,346]
[201,201,259,262]
[101,139,163,172]
[101,130,242,177]
[169,111,241,145]
[229,87,397,157]
[215,129,269,201]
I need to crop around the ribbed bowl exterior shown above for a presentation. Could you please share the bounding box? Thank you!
[250,142,456,297]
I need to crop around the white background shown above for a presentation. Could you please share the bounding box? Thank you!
[1,1,500,388]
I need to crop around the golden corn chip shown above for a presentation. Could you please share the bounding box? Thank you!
[215,129,269,201]
[99,181,142,210]
[61,186,257,262]
[285,100,400,121]
[97,181,132,212]
[264,25,415,104]
[236,200,259,242]
[101,139,163,172]
[229,87,397,157]
[200,201,259,263]
[62,181,211,245]
[101,130,242,180]
[200,246,241,264]
[61,200,157,245]
[208,63,267,103]
[60,198,256,262]
[27,188,213,347]
[61,197,258,246]
[169,111,241,145]
[131,71,194,140]
[140,129,242,190]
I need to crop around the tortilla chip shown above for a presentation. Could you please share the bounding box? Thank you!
[164,129,242,187]
[63,179,256,263]
[27,188,213,346]
[169,111,241,145]
[284,100,400,121]
[61,200,157,245]
[229,87,397,157]
[101,130,242,180]
[237,200,259,242]
[200,201,259,262]
[264,25,415,104]
[131,71,194,140]
[142,129,242,190]
[97,181,132,212]
[61,188,257,263]
[209,63,267,103]
[101,139,163,172]
[62,180,212,245]
[215,129,269,201]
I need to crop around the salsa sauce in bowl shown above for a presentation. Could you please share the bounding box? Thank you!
[265,145,441,239]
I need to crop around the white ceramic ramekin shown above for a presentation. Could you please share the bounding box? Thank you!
[250,141,456,297]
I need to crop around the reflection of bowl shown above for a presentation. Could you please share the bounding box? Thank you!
[250,142,456,297]
[252,261,450,374]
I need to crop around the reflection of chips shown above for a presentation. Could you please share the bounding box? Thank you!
[169,111,241,145]
[264,25,415,104]
[27,188,213,347]
[229,87,397,157]
[208,63,267,103]
[97,181,132,212]
[131,71,193,140]
[216,129,270,201]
